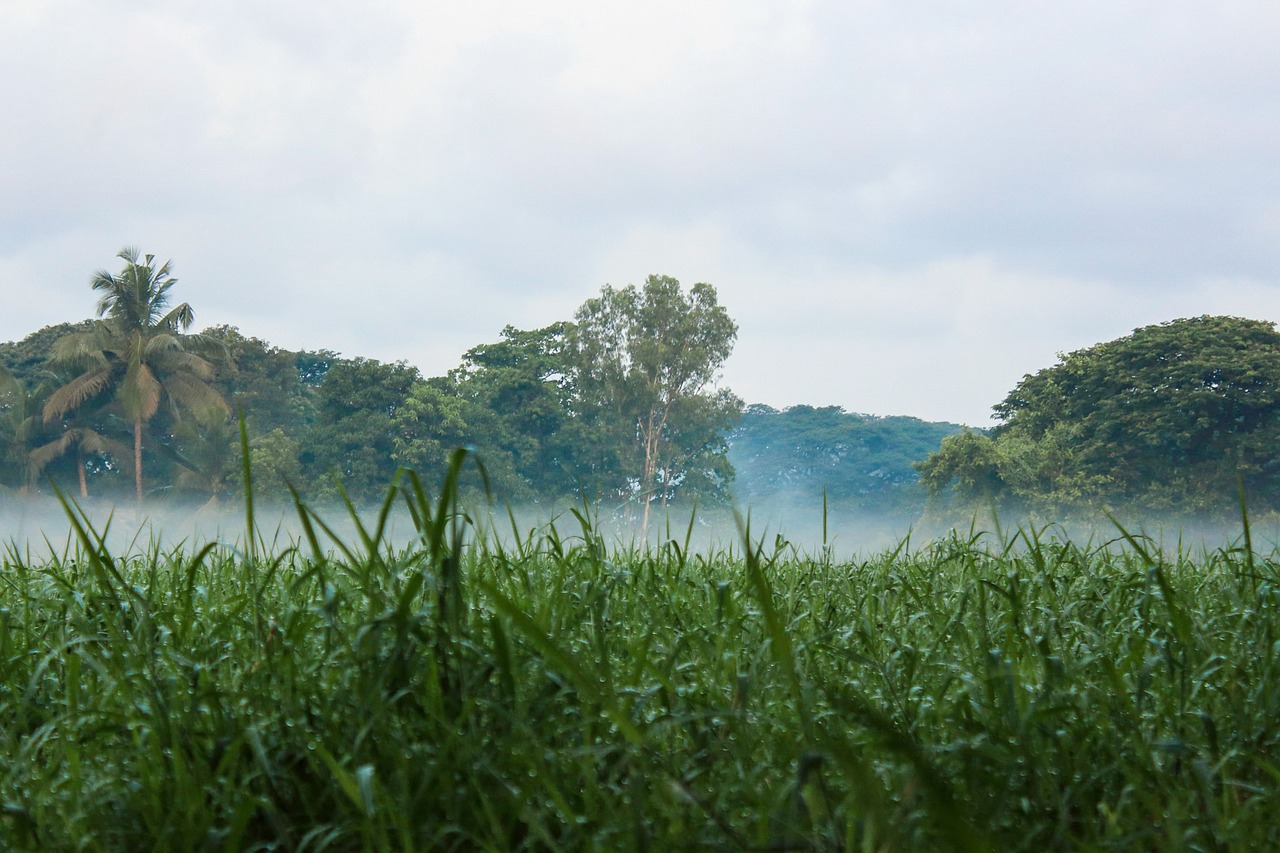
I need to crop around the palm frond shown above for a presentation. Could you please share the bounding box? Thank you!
[49,328,112,367]
[28,430,76,471]
[120,362,162,422]
[157,301,195,332]
[42,367,113,422]
[162,372,230,421]
[143,333,182,358]
[89,269,118,291]
[154,348,217,380]
[179,332,232,365]
[78,429,130,458]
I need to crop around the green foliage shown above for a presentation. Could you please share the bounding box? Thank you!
[295,348,338,388]
[43,247,229,502]
[1,474,1278,850]
[450,323,581,498]
[3,257,747,507]
[570,275,741,516]
[0,322,93,387]
[733,404,966,515]
[243,428,303,500]
[918,316,1280,518]
[390,379,470,471]
[914,428,1006,506]
[299,358,421,502]
[201,325,318,437]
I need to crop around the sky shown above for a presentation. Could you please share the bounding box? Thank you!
[2,1,1279,426]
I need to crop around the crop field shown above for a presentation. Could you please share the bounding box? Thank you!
[1,460,1278,851]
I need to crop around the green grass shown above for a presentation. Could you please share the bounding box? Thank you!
[1,456,1278,850]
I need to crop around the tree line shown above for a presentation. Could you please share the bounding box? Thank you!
[10,249,1275,523]
[0,248,741,513]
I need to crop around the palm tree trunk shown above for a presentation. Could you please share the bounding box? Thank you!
[134,418,143,503]
[77,448,88,498]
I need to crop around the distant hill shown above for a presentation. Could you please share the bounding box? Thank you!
[727,404,970,516]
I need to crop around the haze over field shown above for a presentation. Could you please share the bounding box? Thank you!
[3,2,1280,424]
[7,491,1277,564]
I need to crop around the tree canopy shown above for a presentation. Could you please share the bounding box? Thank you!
[916,316,1280,517]
[42,248,228,502]
[731,405,965,517]
[20,252,1279,523]
[570,275,740,527]
[3,257,754,512]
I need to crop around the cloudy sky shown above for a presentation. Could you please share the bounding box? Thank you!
[3,1,1278,425]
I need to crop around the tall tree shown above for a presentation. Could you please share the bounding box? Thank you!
[570,275,740,529]
[43,247,228,502]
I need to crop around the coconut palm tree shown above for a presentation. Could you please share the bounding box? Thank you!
[43,246,229,502]
[0,363,49,493]
[0,360,128,498]
[29,418,128,498]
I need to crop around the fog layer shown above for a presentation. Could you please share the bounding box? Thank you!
[2,493,1274,564]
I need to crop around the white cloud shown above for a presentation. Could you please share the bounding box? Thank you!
[3,0,1280,426]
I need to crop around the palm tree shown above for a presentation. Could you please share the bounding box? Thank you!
[29,418,128,498]
[43,246,229,502]
[0,364,49,493]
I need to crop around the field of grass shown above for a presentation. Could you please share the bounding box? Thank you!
[1,454,1278,851]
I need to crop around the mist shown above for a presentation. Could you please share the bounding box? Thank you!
[4,490,1274,565]
[0,491,912,563]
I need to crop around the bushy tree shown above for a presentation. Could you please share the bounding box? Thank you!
[202,325,318,437]
[391,379,487,483]
[916,316,1280,517]
[299,357,420,501]
[914,429,1007,508]
[448,323,582,499]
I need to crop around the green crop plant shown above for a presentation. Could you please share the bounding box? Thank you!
[0,451,1277,850]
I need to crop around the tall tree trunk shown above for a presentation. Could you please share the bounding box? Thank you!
[639,401,675,536]
[641,410,658,536]
[77,448,88,498]
[134,418,143,504]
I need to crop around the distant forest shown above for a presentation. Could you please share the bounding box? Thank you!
[8,250,1276,523]
[0,324,963,516]
[0,248,963,517]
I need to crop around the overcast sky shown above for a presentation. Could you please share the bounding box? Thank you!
[3,1,1278,425]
